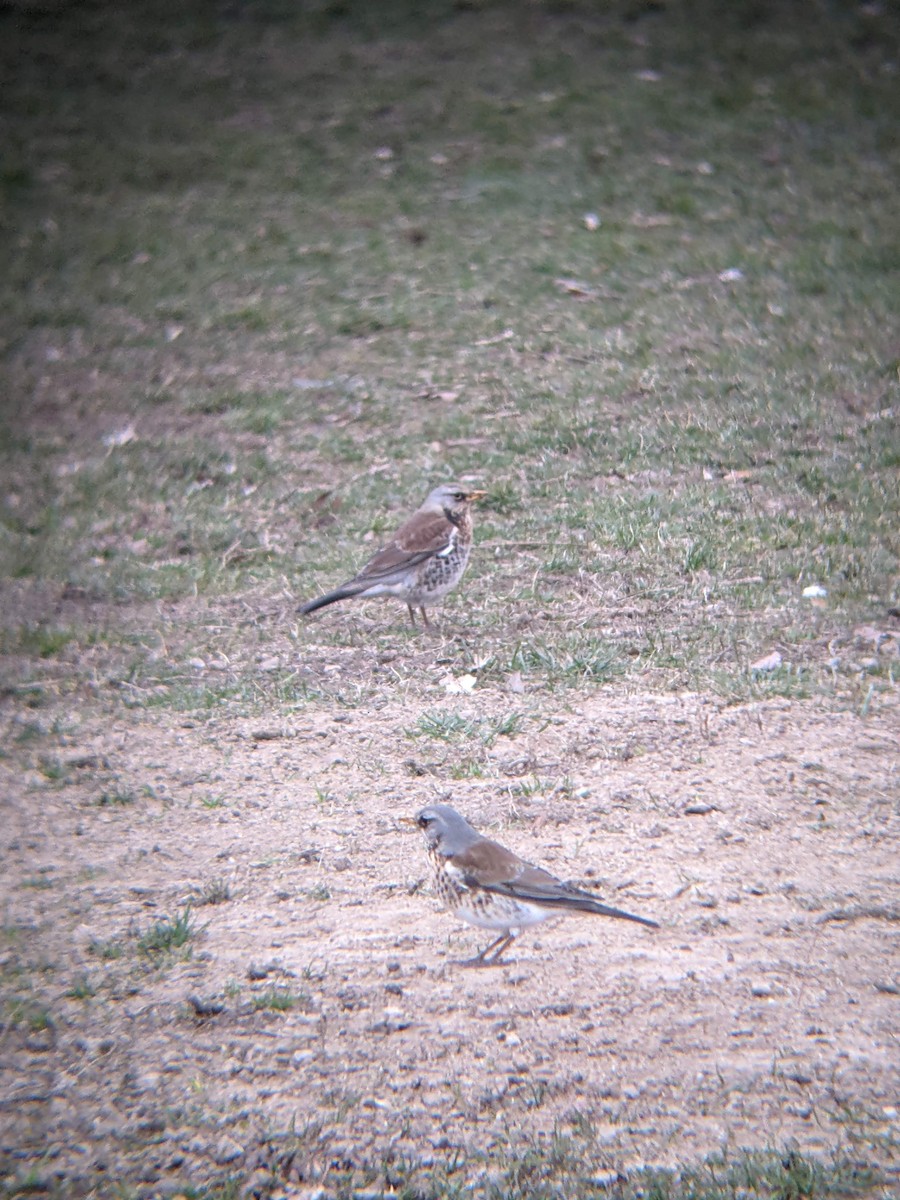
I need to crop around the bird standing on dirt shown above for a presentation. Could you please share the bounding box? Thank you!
[299,483,485,628]
[415,804,658,966]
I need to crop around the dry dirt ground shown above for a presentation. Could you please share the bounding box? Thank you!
[1,603,898,1196]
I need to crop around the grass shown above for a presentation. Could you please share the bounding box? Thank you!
[36,756,69,783]
[411,710,524,746]
[0,5,896,704]
[251,986,305,1013]
[0,624,80,659]
[245,1132,887,1199]
[509,637,623,685]
[20,875,53,890]
[65,975,96,1001]
[195,877,231,906]
[88,938,125,961]
[95,785,137,807]
[135,904,198,957]
[3,997,53,1034]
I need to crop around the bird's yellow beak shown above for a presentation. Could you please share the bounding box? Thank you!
[398,815,419,828]
[466,489,488,502]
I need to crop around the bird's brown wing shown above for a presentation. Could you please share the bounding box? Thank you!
[493,864,597,906]
[495,858,659,926]
[450,838,550,891]
[349,511,456,586]
[450,835,659,928]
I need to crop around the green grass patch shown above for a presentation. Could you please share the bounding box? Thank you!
[20,875,53,890]
[510,637,624,685]
[88,938,125,962]
[195,878,231,906]
[135,904,198,958]
[65,975,96,1001]
[247,1132,885,1200]
[251,987,307,1013]
[411,710,524,746]
[0,1,895,680]
[4,997,53,1034]
[36,756,69,783]
[0,624,79,658]
[95,785,137,807]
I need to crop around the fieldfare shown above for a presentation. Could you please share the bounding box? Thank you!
[415,804,658,967]
[299,483,485,628]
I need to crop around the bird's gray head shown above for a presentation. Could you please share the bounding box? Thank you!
[416,804,481,855]
[423,483,486,518]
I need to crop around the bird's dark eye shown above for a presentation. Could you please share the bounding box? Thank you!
[417,814,430,828]
[454,492,465,501]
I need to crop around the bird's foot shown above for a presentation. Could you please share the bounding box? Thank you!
[453,933,514,968]
[453,953,509,969]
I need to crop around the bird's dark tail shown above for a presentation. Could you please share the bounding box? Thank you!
[531,892,659,928]
[583,900,659,929]
[298,586,360,615]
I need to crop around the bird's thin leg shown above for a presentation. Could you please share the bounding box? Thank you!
[420,607,430,627]
[407,604,417,627]
[455,932,515,968]
[482,933,515,964]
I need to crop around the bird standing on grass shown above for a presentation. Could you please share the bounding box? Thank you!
[299,483,486,628]
[415,804,658,967]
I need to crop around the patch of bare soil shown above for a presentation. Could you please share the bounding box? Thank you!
[1,681,898,1195]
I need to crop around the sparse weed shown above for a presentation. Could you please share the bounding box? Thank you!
[88,938,124,961]
[411,711,523,748]
[36,756,69,783]
[252,987,303,1012]
[506,775,576,800]
[196,877,231,906]
[136,904,198,957]
[482,482,520,516]
[511,638,622,685]
[323,1090,360,1123]
[20,873,53,890]
[491,712,524,738]
[65,975,96,1000]
[506,775,552,798]
[448,758,486,780]
[713,664,813,704]
[5,997,53,1033]
[629,1147,885,1200]
[683,539,717,575]
[0,624,78,659]
[178,1178,242,1200]
[413,712,472,741]
[13,720,54,744]
[96,786,136,807]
